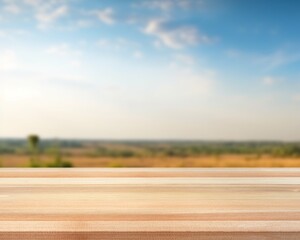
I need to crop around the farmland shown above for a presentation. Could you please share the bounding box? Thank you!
[1,139,300,167]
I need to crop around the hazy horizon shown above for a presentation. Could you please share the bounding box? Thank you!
[2,136,300,143]
[1,0,300,140]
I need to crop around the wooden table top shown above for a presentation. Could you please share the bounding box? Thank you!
[0,168,300,239]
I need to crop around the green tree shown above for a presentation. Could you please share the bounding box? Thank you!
[27,134,40,167]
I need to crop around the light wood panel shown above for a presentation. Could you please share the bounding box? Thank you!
[0,168,300,239]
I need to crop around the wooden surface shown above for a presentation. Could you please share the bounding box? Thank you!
[0,168,300,239]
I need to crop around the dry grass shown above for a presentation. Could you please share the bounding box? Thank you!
[1,154,300,167]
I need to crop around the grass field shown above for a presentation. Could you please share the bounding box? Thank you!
[1,139,300,167]
[1,154,300,168]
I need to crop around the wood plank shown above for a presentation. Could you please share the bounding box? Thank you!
[0,168,300,239]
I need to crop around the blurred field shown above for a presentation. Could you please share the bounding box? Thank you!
[1,154,300,168]
[1,139,300,167]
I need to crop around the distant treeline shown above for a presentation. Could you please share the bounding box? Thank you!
[1,139,300,158]
[0,139,83,154]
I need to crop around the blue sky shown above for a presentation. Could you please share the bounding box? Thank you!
[1,0,300,140]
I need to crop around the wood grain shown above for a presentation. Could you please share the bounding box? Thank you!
[0,168,300,239]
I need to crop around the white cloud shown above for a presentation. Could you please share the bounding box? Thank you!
[137,0,203,11]
[177,0,197,9]
[174,54,195,65]
[97,38,139,52]
[45,43,81,57]
[262,76,276,86]
[0,30,8,38]
[96,8,115,25]
[0,49,18,70]
[226,49,241,58]
[3,2,21,14]
[0,29,29,40]
[142,0,174,11]
[256,51,300,70]
[144,19,212,49]
[168,54,195,70]
[36,5,68,29]
[133,50,143,59]
[23,0,41,7]
[23,0,68,29]
[45,43,69,56]
[77,19,93,28]
[228,49,300,70]
[97,39,110,47]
